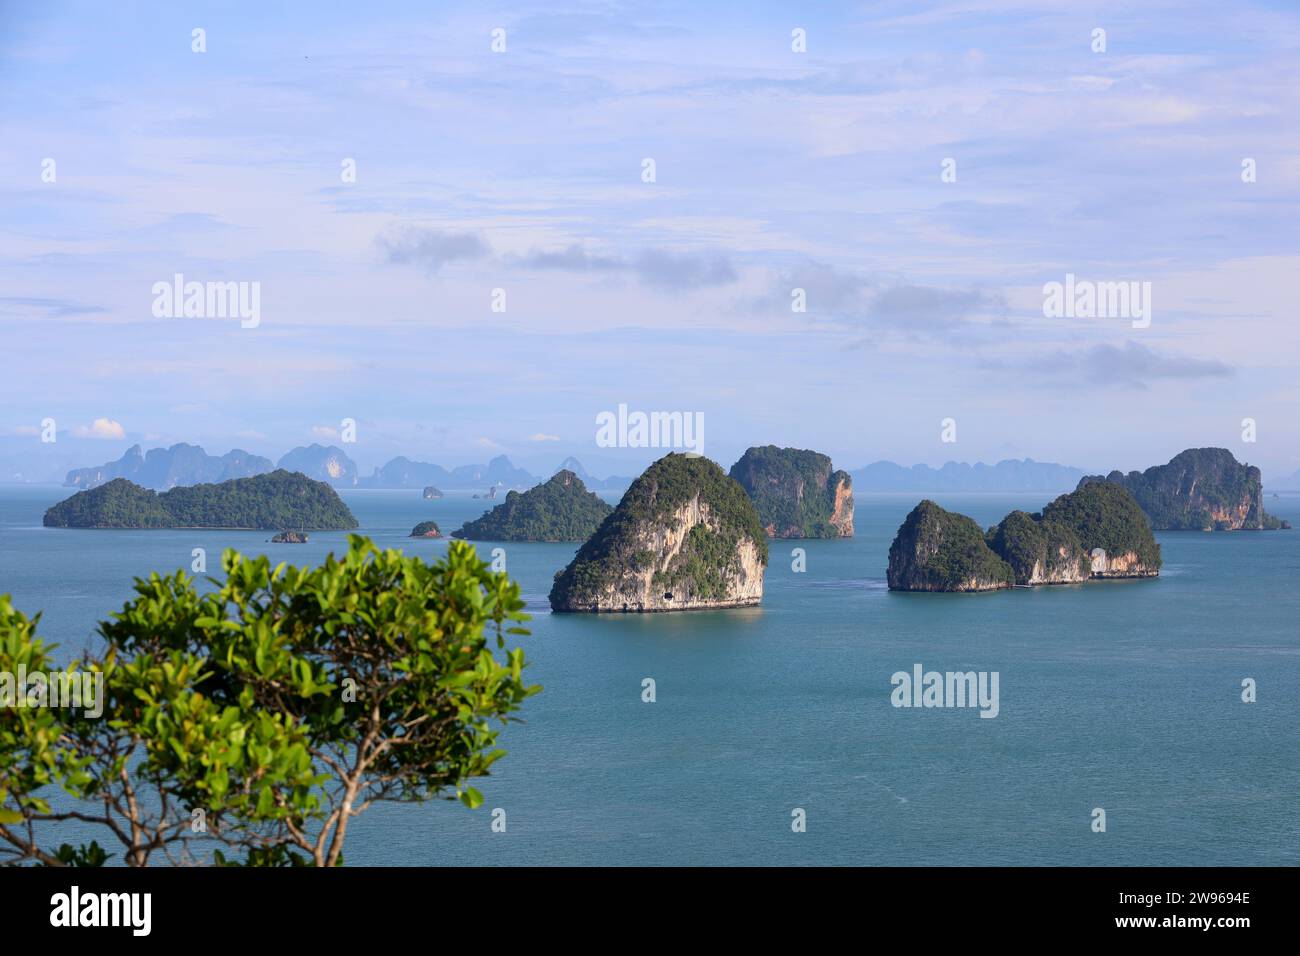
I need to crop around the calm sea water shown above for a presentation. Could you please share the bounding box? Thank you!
[2,485,1297,866]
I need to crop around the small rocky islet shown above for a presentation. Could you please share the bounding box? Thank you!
[408,521,442,538]
[452,470,612,542]
[728,445,854,538]
[549,453,768,612]
[887,481,1161,592]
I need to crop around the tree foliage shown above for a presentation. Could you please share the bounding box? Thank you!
[0,536,535,866]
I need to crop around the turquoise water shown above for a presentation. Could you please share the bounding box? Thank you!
[2,486,1297,866]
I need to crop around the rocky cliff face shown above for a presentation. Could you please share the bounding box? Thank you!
[1081,448,1289,530]
[728,446,854,538]
[887,500,1014,592]
[888,483,1160,593]
[276,444,358,487]
[1088,549,1159,578]
[1040,481,1162,577]
[986,510,1089,585]
[550,454,767,612]
[829,475,854,536]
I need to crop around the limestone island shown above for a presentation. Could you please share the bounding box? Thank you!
[422,485,443,500]
[549,453,768,612]
[270,530,309,544]
[409,521,442,538]
[42,470,358,531]
[1081,447,1290,530]
[887,481,1161,592]
[452,470,612,542]
[728,445,853,538]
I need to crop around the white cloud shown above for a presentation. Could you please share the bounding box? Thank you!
[311,425,340,439]
[72,417,125,439]
[528,432,561,442]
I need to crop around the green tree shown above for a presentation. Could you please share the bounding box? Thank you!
[0,536,536,866]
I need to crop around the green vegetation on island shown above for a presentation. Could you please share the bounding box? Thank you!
[0,537,536,867]
[1081,447,1289,531]
[453,470,613,542]
[888,481,1161,592]
[410,521,442,538]
[985,510,1088,585]
[1041,480,1162,569]
[43,470,358,531]
[550,453,768,611]
[728,445,854,538]
[887,500,1014,591]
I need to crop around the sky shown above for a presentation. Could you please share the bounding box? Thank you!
[1,0,1298,483]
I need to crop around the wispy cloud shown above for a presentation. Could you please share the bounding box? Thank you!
[992,341,1233,390]
[376,227,491,273]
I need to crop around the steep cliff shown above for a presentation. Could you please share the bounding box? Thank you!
[986,510,1090,585]
[549,454,768,612]
[453,470,612,542]
[1081,448,1289,530]
[728,445,854,538]
[887,500,1014,592]
[1041,481,1161,577]
[276,444,358,487]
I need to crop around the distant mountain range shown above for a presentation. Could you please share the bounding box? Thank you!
[64,443,274,490]
[72,445,1265,495]
[849,458,1087,492]
[61,443,634,492]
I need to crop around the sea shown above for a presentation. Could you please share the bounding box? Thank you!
[2,485,1297,866]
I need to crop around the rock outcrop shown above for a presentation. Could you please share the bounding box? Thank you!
[985,510,1089,585]
[271,530,309,543]
[887,482,1161,592]
[452,470,612,542]
[409,521,442,538]
[1081,448,1289,530]
[728,445,853,538]
[887,500,1014,592]
[276,444,359,487]
[549,454,768,612]
[1041,481,1162,578]
[422,485,443,500]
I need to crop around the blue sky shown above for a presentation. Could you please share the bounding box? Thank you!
[2,0,1298,482]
